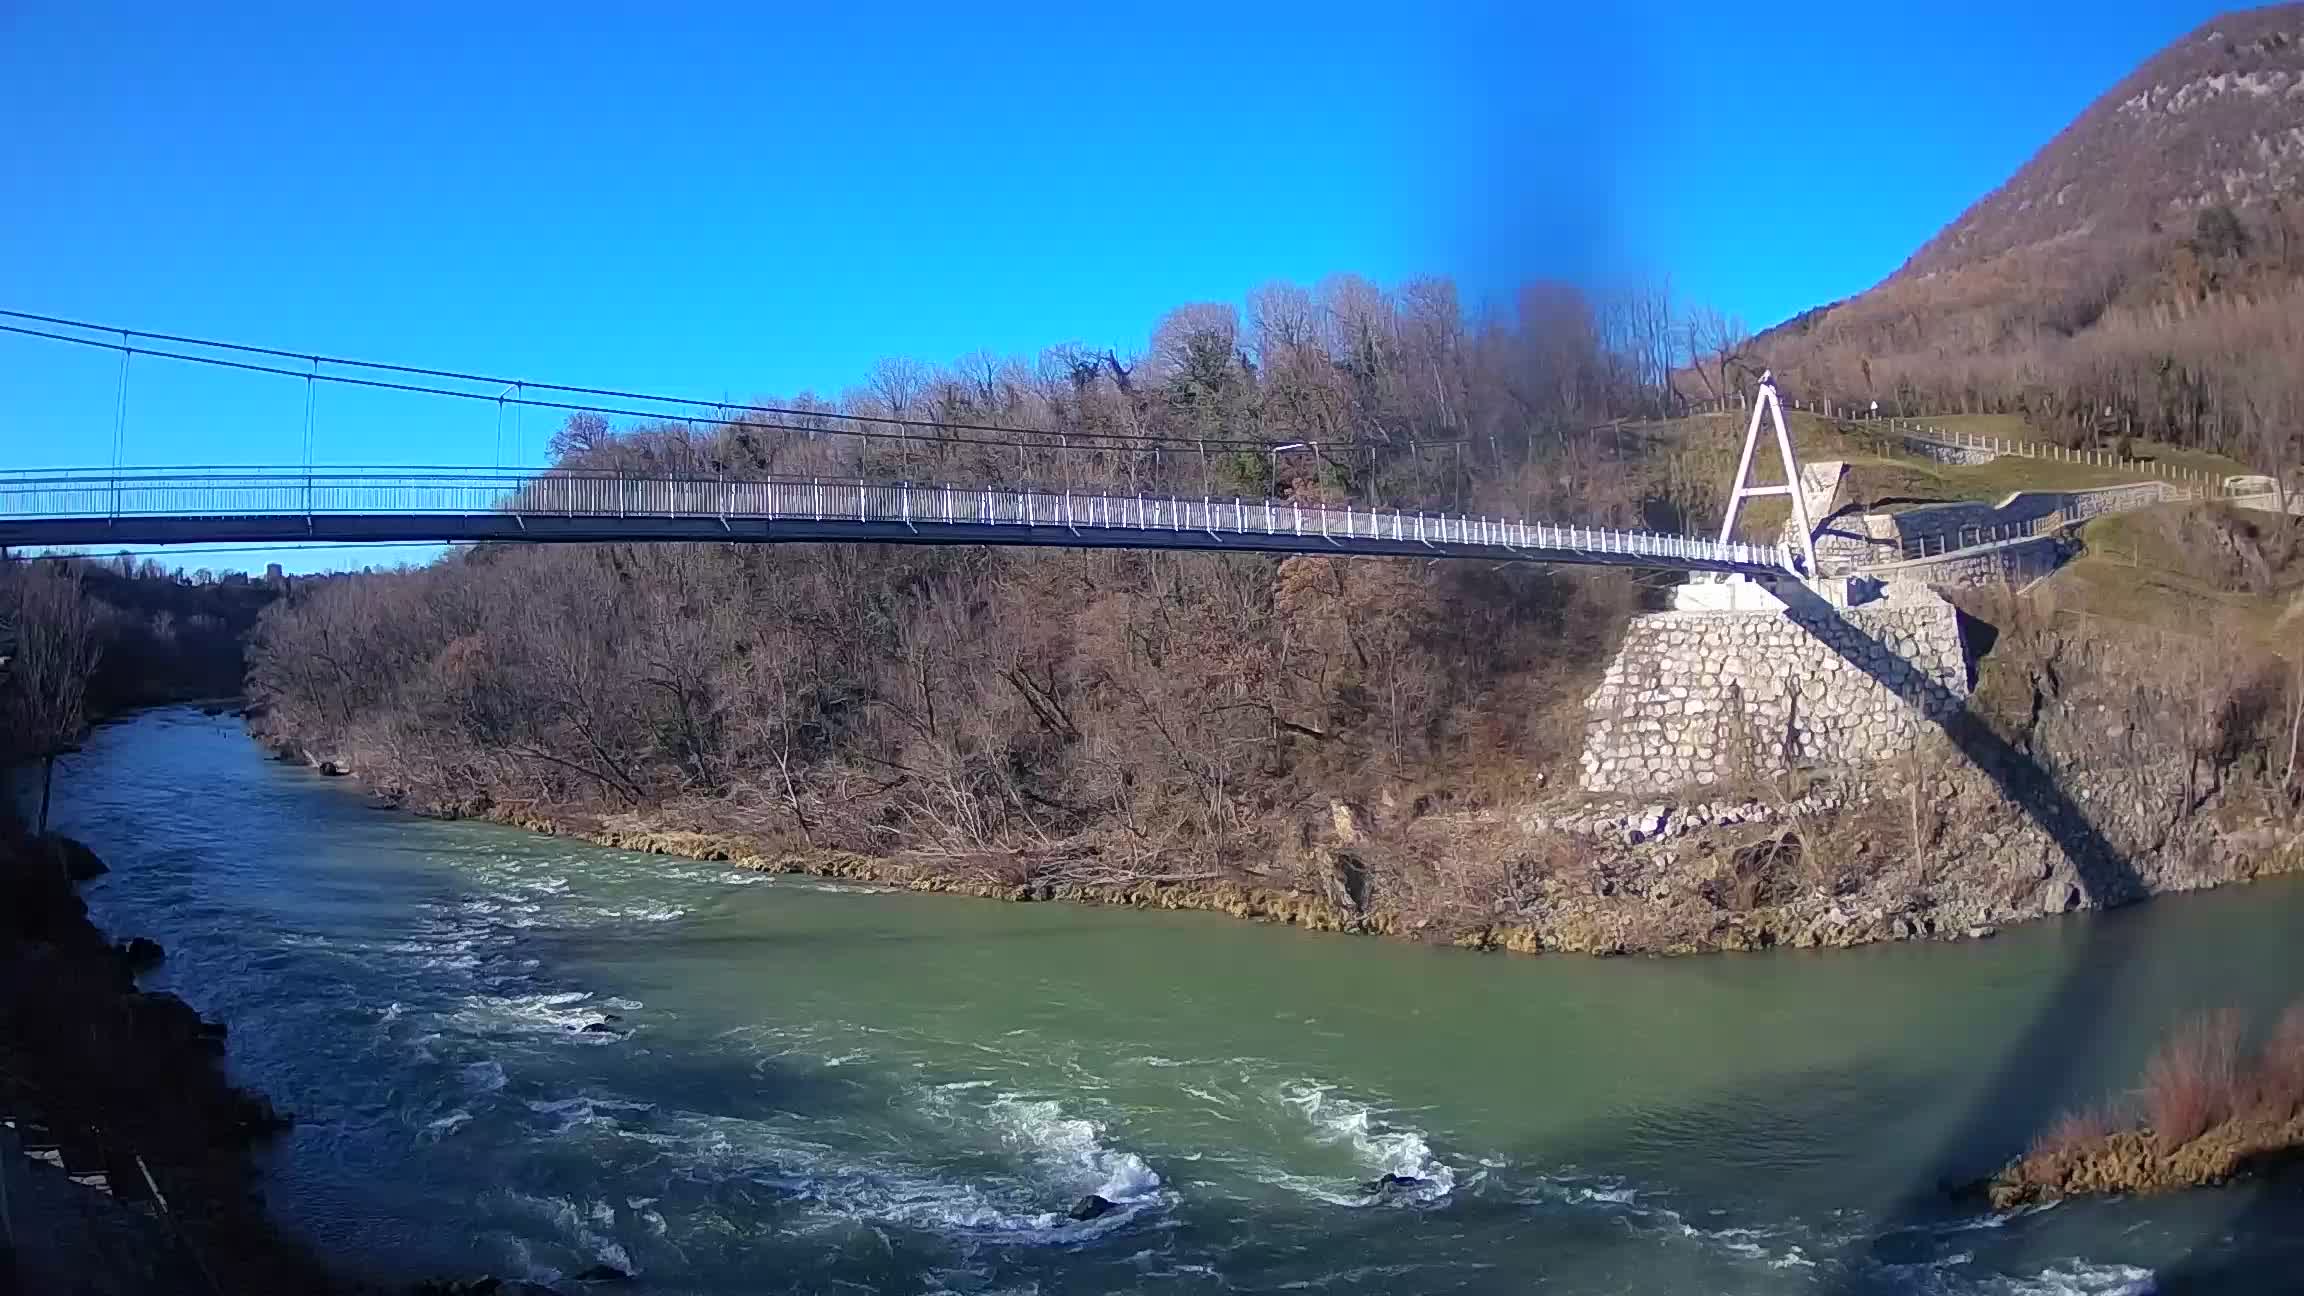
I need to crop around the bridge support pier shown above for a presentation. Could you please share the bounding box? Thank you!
[1578,582,1970,795]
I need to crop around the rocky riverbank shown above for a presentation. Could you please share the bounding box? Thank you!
[260,579,2304,960]
[0,824,326,1294]
[1987,1004,2304,1208]
[1988,1116,2304,1208]
[330,727,2298,959]
[0,821,595,1296]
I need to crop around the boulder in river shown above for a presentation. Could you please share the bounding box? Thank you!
[318,760,351,777]
[1066,1193,1117,1221]
[411,1278,569,1296]
[570,1262,633,1282]
[41,834,108,881]
[1362,1172,1428,1199]
[118,936,166,971]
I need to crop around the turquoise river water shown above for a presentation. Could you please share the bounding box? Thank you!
[29,707,2304,1294]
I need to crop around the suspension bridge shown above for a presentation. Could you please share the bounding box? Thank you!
[0,467,1788,574]
[0,312,1801,576]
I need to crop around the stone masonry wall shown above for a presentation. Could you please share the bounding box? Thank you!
[1579,588,1970,793]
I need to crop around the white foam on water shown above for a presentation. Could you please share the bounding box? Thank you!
[421,1109,473,1140]
[1871,1252,2156,1296]
[462,1059,507,1092]
[379,938,482,972]
[524,1094,659,1131]
[985,1096,1165,1205]
[759,1089,1175,1246]
[567,1086,1174,1251]
[1179,1084,1238,1117]
[1927,1200,2061,1235]
[1988,1261,2156,1296]
[447,989,622,1041]
[1275,1081,1455,1206]
[852,1173,1150,1246]
[566,902,687,924]
[1679,1222,1817,1272]
[752,1149,1170,1250]
[488,1189,639,1279]
[1503,1170,1838,1274]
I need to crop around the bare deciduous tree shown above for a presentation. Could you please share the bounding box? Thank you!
[2,563,105,831]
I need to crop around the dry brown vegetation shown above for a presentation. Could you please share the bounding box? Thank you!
[0,557,277,765]
[1995,1001,2304,1207]
[232,250,2304,947]
[1757,247,2304,501]
[247,278,1676,916]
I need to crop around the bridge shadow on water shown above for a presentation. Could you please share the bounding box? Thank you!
[1759,578,2279,1295]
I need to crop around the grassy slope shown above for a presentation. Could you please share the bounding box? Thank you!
[2030,506,2303,650]
[1639,410,2256,542]
[1909,415,2255,482]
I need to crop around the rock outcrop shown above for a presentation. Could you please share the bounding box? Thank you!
[1066,1194,1117,1221]
[0,828,330,1293]
[1990,1114,2304,1209]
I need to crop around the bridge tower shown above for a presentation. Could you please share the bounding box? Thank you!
[1716,373,1818,577]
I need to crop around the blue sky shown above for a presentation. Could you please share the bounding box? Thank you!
[0,0,2243,570]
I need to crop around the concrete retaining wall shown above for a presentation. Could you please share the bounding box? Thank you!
[1853,482,2186,564]
[2229,491,2304,518]
[1900,436,1999,466]
[1857,535,2067,590]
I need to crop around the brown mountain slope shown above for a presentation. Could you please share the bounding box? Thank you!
[1743,6,2304,473]
[1904,4,2304,281]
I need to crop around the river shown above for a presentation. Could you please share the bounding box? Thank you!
[27,706,2304,1294]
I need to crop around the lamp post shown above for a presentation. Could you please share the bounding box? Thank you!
[1269,442,1309,491]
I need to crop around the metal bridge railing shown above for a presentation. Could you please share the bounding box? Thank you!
[0,466,1792,573]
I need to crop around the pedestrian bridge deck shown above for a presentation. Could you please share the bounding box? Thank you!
[0,468,1793,574]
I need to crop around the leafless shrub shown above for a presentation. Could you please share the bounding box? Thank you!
[2140,1010,2244,1151]
[0,562,105,761]
[2249,1002,2304,1120]
[2029,1102,2123,1161]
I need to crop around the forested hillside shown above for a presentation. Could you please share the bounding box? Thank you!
[247,277,1674,885]
[1,558,274,765]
